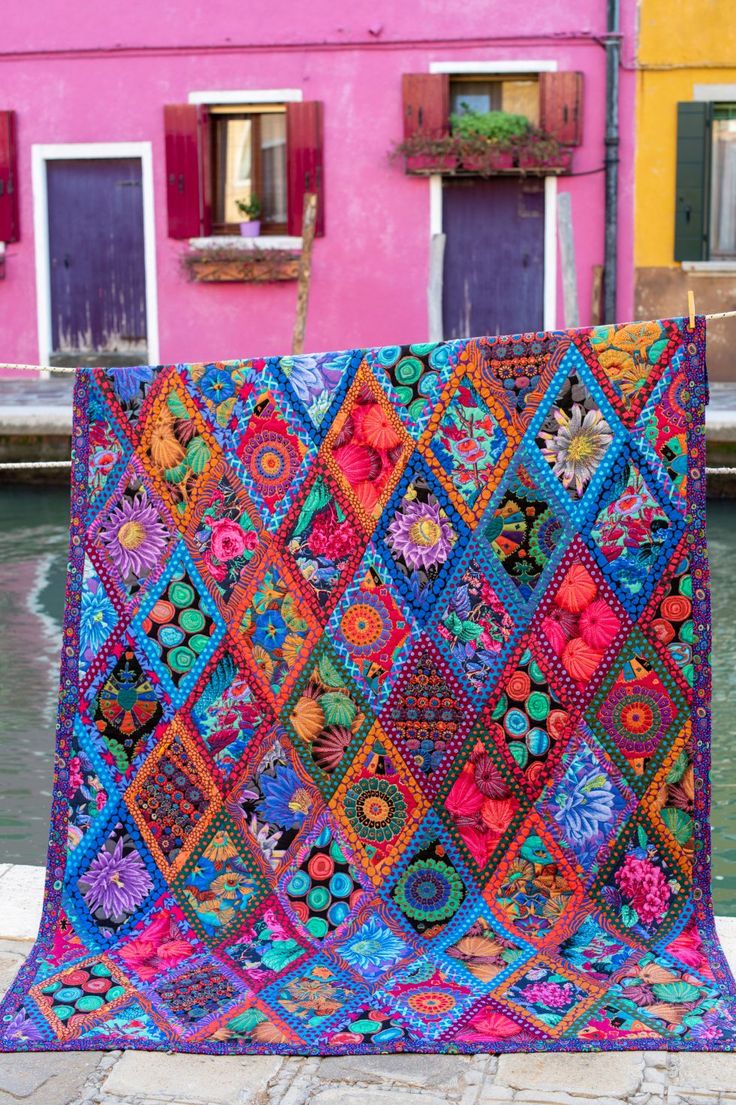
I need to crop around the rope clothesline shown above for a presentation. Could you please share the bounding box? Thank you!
[2,460,736,475]
[1,308,736,471]
[0,310,735,375]
[0,460,73,470]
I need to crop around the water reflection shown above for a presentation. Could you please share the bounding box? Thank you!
[0,487,69,866]
[1,487,735,915]
[704,500,736,915]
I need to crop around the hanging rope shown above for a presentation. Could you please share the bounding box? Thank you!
[0,310,735,375]
[0,363,75,373]
[0,460,73,470]
[0,310,735,471]
[2,461,736,475]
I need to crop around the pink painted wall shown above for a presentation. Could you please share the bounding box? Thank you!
[0,1,637,368]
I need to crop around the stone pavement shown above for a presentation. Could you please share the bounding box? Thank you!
[0,379,74,434]
[0,867,735,1105]
[2,377,736,491]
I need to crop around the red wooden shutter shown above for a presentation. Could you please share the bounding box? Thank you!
[197,106,212,237]
[164,104,204,238]
[402,74,449,139]
[539,72,584,146]
[0,111,19,243]
[286,101,325,237]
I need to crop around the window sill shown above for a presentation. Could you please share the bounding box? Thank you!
[188,235,303,250]
[681,261,736,274]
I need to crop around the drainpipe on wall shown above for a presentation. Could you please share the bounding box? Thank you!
[603,0,620,323]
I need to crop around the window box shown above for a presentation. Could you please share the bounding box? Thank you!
[516,146,573,174]
[461,148,515,173]
[405,147,459,174]
[181,247,300,283]
[397,71,581,178]
[394,134,572,177]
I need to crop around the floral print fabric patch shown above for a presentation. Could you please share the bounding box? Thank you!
[2,318,736,1054]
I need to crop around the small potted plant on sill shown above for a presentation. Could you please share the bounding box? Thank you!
[235,195,262,237]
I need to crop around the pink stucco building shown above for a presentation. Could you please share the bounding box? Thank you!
[0,2,637,371]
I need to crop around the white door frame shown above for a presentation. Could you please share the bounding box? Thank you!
[427,59,558,337]
[31,141,159,366]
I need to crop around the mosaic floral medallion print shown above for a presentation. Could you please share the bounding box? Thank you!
[2,319,736,1056]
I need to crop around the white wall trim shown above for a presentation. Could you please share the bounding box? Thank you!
[682,260,736,273]
[544,176,558,330]
[429,175,443,237]
[189,235,303,250]
[693,84,736,102]
[31,141,159,367]
[429,60,558,74]
[188,89,303,105]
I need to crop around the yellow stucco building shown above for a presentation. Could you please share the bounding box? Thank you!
[635,1,736,379]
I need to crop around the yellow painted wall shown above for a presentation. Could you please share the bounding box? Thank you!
[635,0,736,268]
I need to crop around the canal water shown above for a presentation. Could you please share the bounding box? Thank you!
[1,486,735,915]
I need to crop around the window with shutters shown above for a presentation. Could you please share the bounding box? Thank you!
[401,71,582,149]
[675,101,736,262]
[164,98,324,241]
[209,105,288,234]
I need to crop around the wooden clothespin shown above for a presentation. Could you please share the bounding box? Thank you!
[687,289,696,331]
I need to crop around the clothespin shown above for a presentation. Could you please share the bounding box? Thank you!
[687,289,695,331]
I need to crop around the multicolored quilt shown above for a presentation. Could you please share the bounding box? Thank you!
[2,317,736,1054]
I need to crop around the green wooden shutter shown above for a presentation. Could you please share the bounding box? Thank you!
[674,102,712,261]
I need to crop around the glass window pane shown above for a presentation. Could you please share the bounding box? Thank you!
[501,80,539,126]
[260,114,287,225]
[213,117,253,225]
[450,80,500,115]
[710,116,736,258]
[450,78,539,124]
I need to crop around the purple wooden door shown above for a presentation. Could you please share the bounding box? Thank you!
[47,158,147,367]
[442,178,545,339]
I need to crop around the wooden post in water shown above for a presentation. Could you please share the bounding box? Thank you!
[557,190,579,328]
[427,232,446,342]
[292,192,318,355]
[590,264,604,326]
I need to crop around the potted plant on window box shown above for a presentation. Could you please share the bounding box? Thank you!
[390,134,453,174]
[513,130,573,174]
[453,135,515,174]
[451,109,528,173]
[391,108,572,177]
[235,196,262,237]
